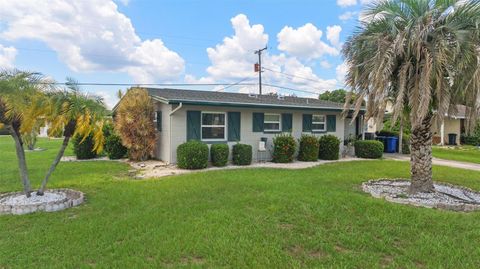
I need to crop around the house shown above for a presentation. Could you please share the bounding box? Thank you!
[146,88,365,164]
[432,105,467,145]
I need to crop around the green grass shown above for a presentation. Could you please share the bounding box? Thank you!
[433,145,480,164]
[1,136,480,268]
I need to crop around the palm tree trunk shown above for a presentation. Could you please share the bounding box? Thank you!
[7,125,32,197]
[409,114,434,193]
[37,135,71,195]
[398,117,403,154]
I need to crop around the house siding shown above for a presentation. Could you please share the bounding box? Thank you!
[154,102,172,162]
[433,118,461,145]
[164,103,346,164]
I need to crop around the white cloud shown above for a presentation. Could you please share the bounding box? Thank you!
[277,23,339,60]
[339,11,358,21]
[326,25,342,48]
[336,62,349,83]
[0,0,184,83]
[0,44,17,68]
[337,0,357,7]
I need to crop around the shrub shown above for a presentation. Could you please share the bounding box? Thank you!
[318,135,340,160]
[73,133,98,159]
[462,134,479,146]
[298,135,319,161]
[232,143,252,165]
[177,141,209,169]
[375,130,399,137]
[272,133,296,163]
[401,134,410,154]
[105,134,127,159]
[211,144,229,167]
[355,140,384,159]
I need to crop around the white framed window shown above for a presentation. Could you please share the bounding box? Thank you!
[312,114,326,132]
[264,113,281,132]
[201,112,226,140]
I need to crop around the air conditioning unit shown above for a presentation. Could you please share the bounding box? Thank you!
[248,93,258,98]
[277,94,285,100]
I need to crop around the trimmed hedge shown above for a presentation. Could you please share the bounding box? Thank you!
[355,140,384,159]
[318,135,340,160]
[298,135,319,161]
[73,133,97,160]
[105,134,127,159]
[211,143,229,167]
[177,141,209,169]
[462,134,479,146]
[232,143,252,165]
[272,133,297,163]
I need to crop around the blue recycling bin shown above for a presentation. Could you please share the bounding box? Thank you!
[386,137,398,153]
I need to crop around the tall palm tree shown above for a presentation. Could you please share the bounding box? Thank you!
[37,79,106,195]
[343,0,480,193]
[0,70,52,197]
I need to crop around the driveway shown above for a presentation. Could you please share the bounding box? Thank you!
[384,153,480,171]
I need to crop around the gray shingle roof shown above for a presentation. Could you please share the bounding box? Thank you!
[146,88,356,111]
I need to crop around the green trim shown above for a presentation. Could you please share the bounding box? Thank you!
[202,140,228,144]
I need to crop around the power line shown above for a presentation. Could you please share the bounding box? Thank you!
[215,77,256,92]
[263,66,348,89]
[35,82,257,87]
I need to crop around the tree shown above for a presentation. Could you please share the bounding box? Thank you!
[115,87,156,161]
[37,79,106,195]
[343,0,480,193]
[319,89,350,103]
[0,70,51,197]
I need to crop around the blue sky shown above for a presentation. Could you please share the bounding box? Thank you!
[0,0,368,107]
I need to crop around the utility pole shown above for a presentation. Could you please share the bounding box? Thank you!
[254,46,267,95]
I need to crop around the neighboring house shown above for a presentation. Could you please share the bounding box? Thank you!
[432,105,467,145]
[367,101,393,133]
[144,88,365,164]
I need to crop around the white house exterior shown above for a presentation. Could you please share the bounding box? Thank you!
[144,88,364,164]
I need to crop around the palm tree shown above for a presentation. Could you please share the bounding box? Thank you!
[37,79,106,195]
[0,70,52,197]
[343,0,480,193]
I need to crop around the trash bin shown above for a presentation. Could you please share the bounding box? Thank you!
[386,137,398,153]
[448,133,457,145]
[376,136,387,152]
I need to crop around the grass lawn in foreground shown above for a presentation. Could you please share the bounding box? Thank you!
[1,135,480,268]
[432,145,480,164]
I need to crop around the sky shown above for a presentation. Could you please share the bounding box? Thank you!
[0,0,371,108]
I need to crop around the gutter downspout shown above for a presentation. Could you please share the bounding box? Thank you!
[169,102,183,164]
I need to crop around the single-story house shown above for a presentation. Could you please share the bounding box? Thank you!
[145,88,365,164]
[432,105,467,145]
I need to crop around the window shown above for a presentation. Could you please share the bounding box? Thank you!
[264,113,281,131]
[201,112,226,140]
[312,114,326,132]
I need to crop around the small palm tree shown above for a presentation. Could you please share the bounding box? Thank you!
[0,70,52,197]
[37,79,106,195]
[343,0,480,193]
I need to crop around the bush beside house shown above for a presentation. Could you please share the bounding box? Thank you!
[272,133,296,163]
[355,140,383,159]
[232,143,252,165]
[73,134,98,160]
[211,144,229,167]
[177,141,209,169]
[105,134,127,159]
[298,135,320,161]
[318,135,340,160]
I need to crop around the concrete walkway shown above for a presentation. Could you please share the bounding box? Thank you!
[384,153,480,171]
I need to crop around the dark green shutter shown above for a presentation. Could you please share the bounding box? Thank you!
[302,114,312,132]
[327,115,336,132]
[156,111,162,131]
[186,111,201,140]
[282,113,292,132]
[252,112,264,132]
[228,112,241,141]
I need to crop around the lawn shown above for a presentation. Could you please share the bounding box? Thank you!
[432,145,480,164]
[1,136,480,268]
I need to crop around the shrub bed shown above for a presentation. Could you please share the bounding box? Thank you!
[73,134,97,160]
[355,140,384,159]
[105,134,127,159]
[318,135,340,160]
[232,143,252,165]
[272,133,296,163]
[211,144,229,167]
[177,141,209,169]
[298,135,319,161]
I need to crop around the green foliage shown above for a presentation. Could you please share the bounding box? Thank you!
[298,135,319,161]
[354,140,383,159]
[318,135,340,160]
[272,133,297,163]
[382,117,411,136]
[232,143,252,165]
[73,133,98,160]
[375,130,399,137]
[402,134,410,154]
[177,141,209,169]
[319,89,350,104]
[462,134,479,146]
[210,144,229,167]
[105,134,127,159]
